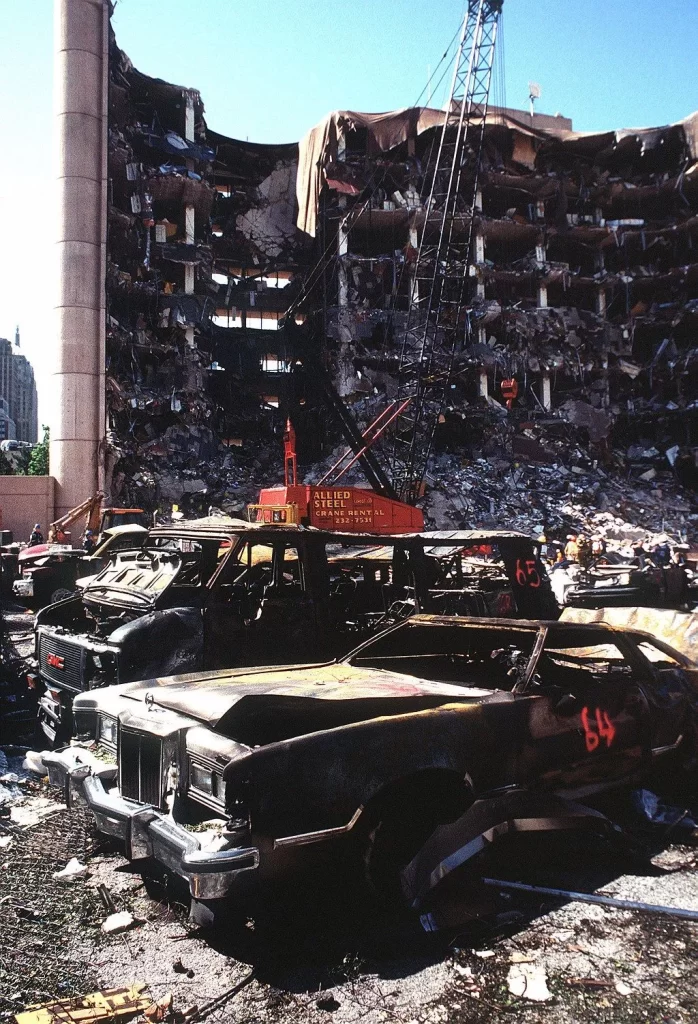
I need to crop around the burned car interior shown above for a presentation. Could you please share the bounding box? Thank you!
[348,621,537,688]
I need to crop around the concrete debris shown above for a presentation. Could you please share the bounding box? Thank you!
[102,911,137,935]
[52,857,89,881]
[451,963,481,999]
[506,962,553,1002]
[22,751,46,777]
[615,981,635,996]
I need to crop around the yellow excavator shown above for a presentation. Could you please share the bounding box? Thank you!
[47,492,148,545]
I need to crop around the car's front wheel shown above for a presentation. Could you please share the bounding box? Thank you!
[362,773,472,907]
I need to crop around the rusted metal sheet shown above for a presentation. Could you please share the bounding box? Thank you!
[401,792,615,907]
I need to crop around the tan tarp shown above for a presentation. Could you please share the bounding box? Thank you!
[550,110,698,161]
[296,106,552,237]
[296,107,446,238]
[560,606,698,664]
[296,106,698,237]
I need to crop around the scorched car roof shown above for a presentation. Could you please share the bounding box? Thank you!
[148,518,539,544]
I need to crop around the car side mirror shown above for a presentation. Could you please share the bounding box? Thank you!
[554,693,580,717]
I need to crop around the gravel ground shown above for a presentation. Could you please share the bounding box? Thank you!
[1,781,697,1024]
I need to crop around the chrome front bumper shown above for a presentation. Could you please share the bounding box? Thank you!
[42,748,259,901]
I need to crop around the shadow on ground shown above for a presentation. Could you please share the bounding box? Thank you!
[133,785,694,996]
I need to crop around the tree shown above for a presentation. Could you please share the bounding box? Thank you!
[28,425,49,476]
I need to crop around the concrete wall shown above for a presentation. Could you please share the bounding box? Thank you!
[50,0,108,519]
[0,477,55,545]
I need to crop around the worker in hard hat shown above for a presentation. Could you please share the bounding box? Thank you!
[564,534,579,563]
[29,523,44,547]
[577,534,592,568]
[82,529,97,555]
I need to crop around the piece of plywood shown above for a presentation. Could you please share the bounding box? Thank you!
[15,983,150,1024]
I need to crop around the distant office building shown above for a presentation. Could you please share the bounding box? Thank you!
[0,398,16,441]
[0,329,38,443]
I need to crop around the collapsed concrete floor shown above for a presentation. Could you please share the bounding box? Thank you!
[0,773,697,1024]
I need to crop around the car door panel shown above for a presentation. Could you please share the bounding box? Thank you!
[522,627,651,791]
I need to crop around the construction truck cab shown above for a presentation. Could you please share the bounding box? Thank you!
[99,507,148,536]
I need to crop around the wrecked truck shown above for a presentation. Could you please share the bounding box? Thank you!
[30,516,557,744]
[12,525,149,608]
[44,615,698,925]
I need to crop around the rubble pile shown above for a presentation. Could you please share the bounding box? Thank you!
[304,412,695,542]
[425,427,696,540]
[107,422,276,515]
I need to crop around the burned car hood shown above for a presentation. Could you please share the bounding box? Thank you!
[81,549,181,609]
[110,663,502,734]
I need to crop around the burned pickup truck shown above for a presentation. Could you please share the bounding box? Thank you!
[31,516,556,743]
[44,615,698,925]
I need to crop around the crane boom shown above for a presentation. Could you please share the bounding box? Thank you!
[388,0,503,503]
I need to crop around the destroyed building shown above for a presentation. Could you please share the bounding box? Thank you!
[104,17,698,538]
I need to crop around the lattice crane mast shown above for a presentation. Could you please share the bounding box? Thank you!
[255,1,502,533]
[387,0,503,504]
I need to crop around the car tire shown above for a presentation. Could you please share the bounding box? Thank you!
[363,775,472,907]
[50,588,74,604]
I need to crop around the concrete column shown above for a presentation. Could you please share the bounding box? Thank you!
[474,233,485,298]
[540,372,552,411]
[184,91,196,349]
[51,0,108,518]
[478,367,488,399]
[596,286,607,318]
[408,223,419,305]
[537,283,548,308]
[337,137,348,307]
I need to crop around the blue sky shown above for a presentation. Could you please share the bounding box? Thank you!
[1,0,696,418]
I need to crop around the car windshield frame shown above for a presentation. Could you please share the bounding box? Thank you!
[344,618,543,689]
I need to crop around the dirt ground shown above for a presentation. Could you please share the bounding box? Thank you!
[1,771,697,1024]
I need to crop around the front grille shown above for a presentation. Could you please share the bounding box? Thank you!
[119,730,163,807]
[39,633,83,690]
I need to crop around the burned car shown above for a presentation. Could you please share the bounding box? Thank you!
[30,517,556,743]
[44,616,698,925]
[565,559,693,610]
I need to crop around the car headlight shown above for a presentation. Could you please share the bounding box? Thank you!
[99,717,117,746]
[190,763,218,797]
[92,655,102,669]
